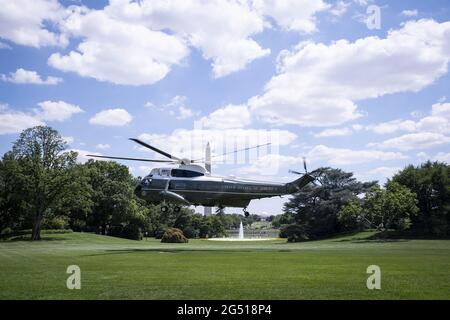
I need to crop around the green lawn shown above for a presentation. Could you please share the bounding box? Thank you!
[0,231,449,299]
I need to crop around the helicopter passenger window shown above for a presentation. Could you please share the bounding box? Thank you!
[171,169,204,178]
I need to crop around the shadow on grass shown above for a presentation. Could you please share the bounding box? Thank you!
[0,235,73,242]
[334,238,409,243]
[87,248,297,256]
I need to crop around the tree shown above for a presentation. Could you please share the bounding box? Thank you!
[82,159,143,236]
[392,161,450,236]
[271,212,295,228]
[9,126,86,240]
[362,182,419,231]
[337,201,364,232]
[284,167,377,239]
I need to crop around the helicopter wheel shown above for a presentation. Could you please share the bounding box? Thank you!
[161,205,169,213]
[174,206,181,213]
[243,208,250,217]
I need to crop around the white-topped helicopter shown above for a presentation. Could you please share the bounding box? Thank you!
[87,138,316,216]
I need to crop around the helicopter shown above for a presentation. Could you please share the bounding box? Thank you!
[87,138,317,217]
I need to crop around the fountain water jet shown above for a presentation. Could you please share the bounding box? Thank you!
[208,220,273,241]
[238,221,244,239]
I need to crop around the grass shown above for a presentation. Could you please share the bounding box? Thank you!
[0,231,449,299]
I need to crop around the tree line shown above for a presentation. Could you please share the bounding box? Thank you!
[1,126,449,241]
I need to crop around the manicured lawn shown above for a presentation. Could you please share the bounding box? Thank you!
[0,231,449,299]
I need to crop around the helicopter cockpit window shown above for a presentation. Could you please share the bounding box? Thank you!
[160,169,171,176]
[171,169,204,178]
[142,177,152,186]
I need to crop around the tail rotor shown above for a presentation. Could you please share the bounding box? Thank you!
[289,157,308,176]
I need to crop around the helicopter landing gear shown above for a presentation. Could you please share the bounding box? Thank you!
[161,205,169,213]
[216,205,225,215]
[243,208,250,217]
[174,206,181,213]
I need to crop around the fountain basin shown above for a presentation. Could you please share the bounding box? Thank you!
[207,237,274,241]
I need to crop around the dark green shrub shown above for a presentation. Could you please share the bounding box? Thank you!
[122,224,143,240]
[1,227,13,235]
[161,228,188,243]
[42,216,68,230]
[108,224,142,240]
[182,226,198,239]
[279,224,309,242]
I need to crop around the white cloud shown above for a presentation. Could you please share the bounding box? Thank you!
[249,19,450,127]
[164,96,195,120]
[1,68,63,85]
[65,0,329,79]
[49,5,188,86]
[370,132,450,151]
[368,103,450,135]
[0,0,67,47]
[177,105,194,120]
[355,165,402,183]
[367,166,402,178]
[417,152,428,160]
[306,145,407,165]
[0,110,44,135]
[367,102,450,151]
[198,104,251,130]
[70,149,101,164]
[254,0,331,33]
[89,108,132,126]
[96,143,110,150]
[105,0,271,78]
[401,9,418,17]
[4,0,330,82]
[147,96,196,120]
[432,102,450,119]
[314,127,353,138]
[330,1,350,17]
[0,100,83,135]
[368,119,417,134]
[144,101,156,108]
[35,100,83,121]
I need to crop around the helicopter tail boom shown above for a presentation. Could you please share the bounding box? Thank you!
[285,174,315,193]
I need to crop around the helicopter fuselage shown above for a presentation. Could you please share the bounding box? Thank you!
[134,165,314,208]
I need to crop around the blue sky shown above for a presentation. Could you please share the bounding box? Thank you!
[1,0,449,215]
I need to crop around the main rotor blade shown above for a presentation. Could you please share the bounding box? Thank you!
[86,155,175,163]
[129,138,182,162]
[192,142,271,163]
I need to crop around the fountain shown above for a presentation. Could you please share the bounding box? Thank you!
[208,220,273,241]
[238,221,244,239]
